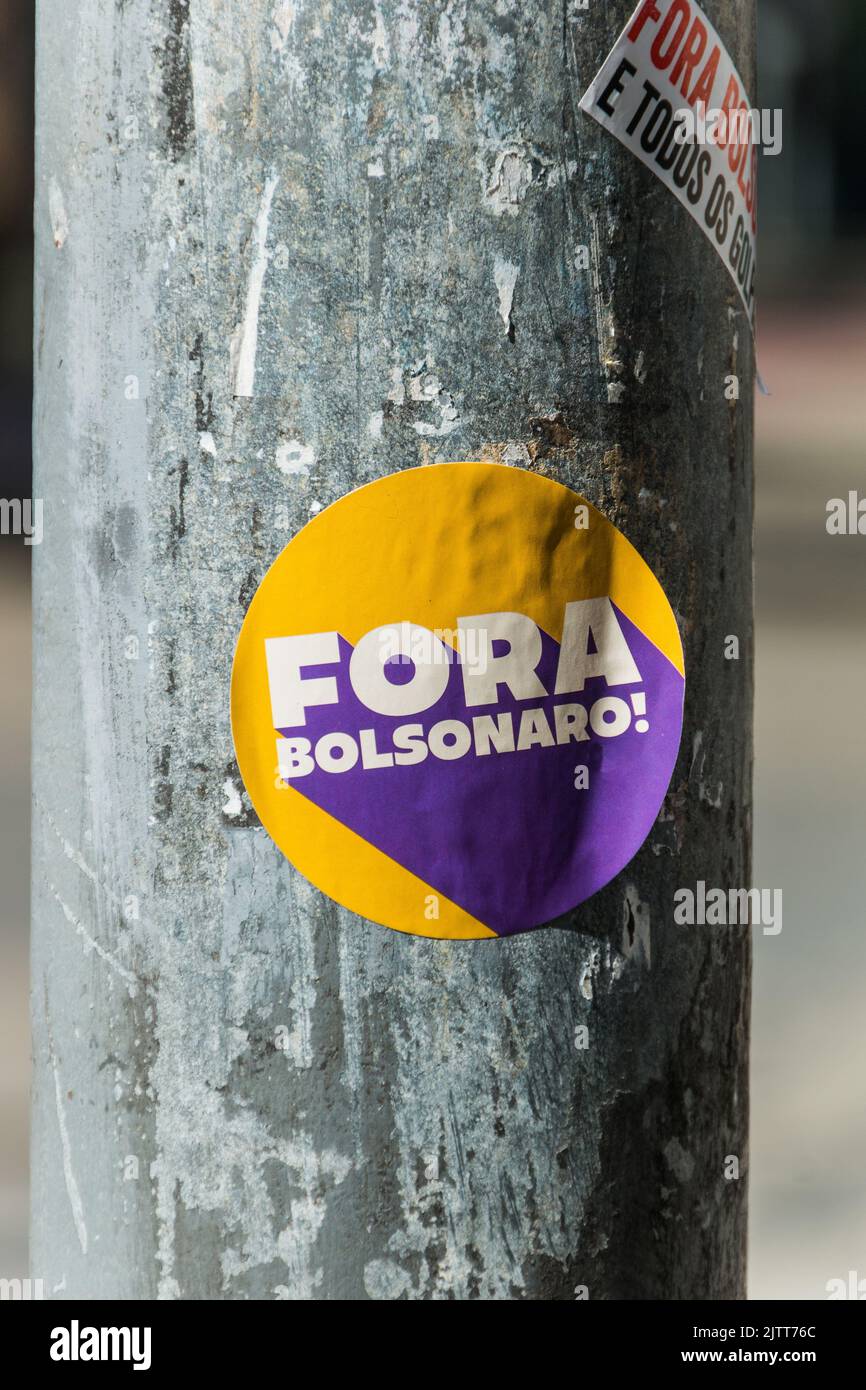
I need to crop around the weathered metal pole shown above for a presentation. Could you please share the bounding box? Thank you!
[33,0,753,1299]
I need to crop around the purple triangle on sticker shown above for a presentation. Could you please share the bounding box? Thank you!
[279,607,684,935]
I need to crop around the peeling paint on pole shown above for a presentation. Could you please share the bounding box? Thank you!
[33,0,753,1299]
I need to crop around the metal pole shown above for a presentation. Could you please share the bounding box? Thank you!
[32,0,753,1298]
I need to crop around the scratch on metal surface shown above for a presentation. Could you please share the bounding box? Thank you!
[691,731,724,809]
[37,800,129,913]
[588,210,625,401]
[230,173,279,397]
[48,177,69,248]
[51,1051,88,1254]
[49,883,139,995]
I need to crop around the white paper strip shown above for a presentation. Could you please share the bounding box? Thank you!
[580,0,757,331]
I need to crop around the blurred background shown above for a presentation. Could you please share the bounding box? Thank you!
[750,0,866,1300]
[0,0,34,1281]
[1,0,863,1296]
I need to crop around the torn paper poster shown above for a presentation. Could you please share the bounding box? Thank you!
[580,0,757,330]
[231,463,685,939]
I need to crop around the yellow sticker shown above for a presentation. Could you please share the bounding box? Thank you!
[231,463,684,938]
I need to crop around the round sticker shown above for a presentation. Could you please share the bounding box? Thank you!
[231,463,684,939]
